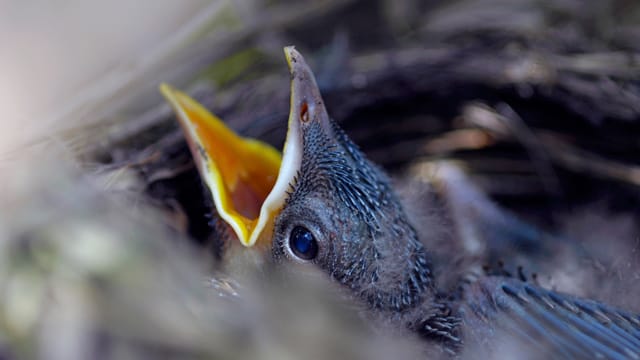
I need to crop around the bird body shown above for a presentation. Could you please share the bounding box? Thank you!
[161,47,640,358]
[459,276,640,359]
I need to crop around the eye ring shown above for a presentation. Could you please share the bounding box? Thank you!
[288,226,318,260]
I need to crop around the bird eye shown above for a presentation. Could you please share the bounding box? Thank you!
[289,226,318,260]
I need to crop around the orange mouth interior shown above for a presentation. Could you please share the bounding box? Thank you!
[160,84,282,246]
[160,47,311,248]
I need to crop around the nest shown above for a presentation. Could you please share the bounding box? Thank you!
[1,0,639,359]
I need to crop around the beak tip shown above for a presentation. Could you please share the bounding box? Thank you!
[283,46,296,67]
[159,82,177,101]
[284,46,309,75]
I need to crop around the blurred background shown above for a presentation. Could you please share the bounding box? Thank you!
[0,0,211,153]
[1,0,639,359]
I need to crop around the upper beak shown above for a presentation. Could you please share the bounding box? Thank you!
[160,46,321,248]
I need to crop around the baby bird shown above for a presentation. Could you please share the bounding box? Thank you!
[161,47,640,359]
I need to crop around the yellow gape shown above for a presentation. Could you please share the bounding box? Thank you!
[160,47,313,248]
[160,84,283,247]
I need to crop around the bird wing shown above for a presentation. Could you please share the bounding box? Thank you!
[461,277,640,359]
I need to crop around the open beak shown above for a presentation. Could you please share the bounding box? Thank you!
[160,46,319,248]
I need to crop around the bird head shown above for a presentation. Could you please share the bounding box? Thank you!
[161,47,433,312]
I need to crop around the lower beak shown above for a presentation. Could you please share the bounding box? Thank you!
[159,46,313,248]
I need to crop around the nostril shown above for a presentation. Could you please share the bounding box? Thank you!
[300,102,309,123]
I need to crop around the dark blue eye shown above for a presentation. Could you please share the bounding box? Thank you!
[289,226,318,260]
